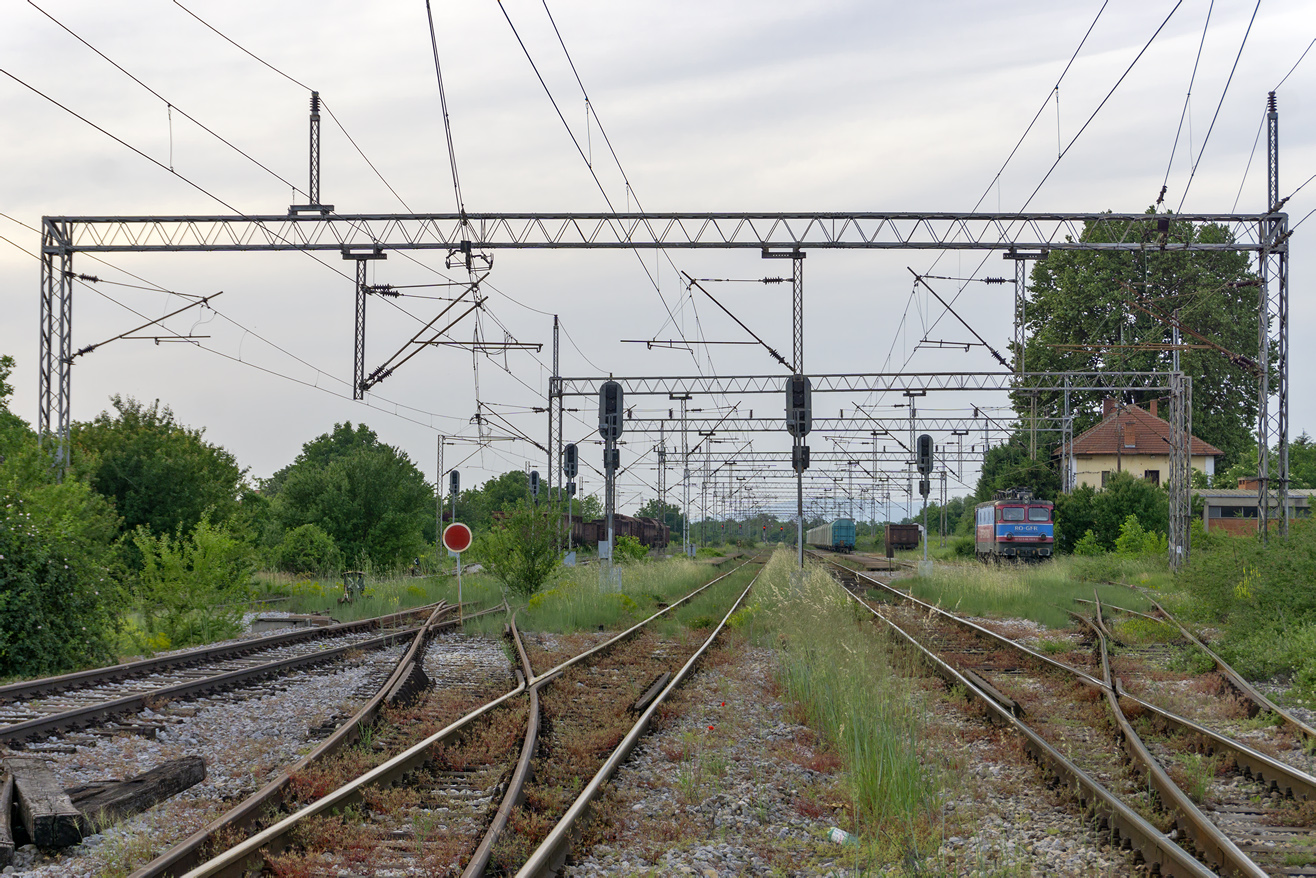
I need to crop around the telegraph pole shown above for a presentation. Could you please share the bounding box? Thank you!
[671,393,693,556]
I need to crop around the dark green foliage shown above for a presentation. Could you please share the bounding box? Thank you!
[1290,433,1316,490]
[471,503,562,596]
[71,396,247,539]
[270,423,434,570]
[1053,471,1168,553]
[0,356,125,677]
[1020,213,1258,470]
[0,484,124,677]
[275,523,343,575]
[614,534,649,563]
[635,497,683,534]
[974,440,1060,503]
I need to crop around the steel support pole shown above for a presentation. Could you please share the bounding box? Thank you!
[1258,91,1289,540]
[549,316,559,507]
[309,92,321,207]
[38,230,74,476]
[436,436,444,554]
[1168,374,1191,570]
[796,437,804,570]
[353,258,367,400]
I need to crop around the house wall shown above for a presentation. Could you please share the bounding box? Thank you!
[1072,454,1215,490]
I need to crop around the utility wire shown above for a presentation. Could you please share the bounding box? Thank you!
[1176,0,1260,213]
[424,0,466,216]
[27,0,305,195]
[1159,0,1213,206]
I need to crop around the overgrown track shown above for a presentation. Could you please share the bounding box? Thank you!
[166,557,761,877]
[818,555,1316,878]
[0,604,446,746]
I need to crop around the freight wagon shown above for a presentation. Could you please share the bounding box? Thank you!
[974,488,1054,561]
[806,518,857,553]
[564,513,670,549]
[884,523,921,553]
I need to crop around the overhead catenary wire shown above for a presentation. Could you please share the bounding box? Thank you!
[1175,0,1261,213]
[1158,0,1214,206]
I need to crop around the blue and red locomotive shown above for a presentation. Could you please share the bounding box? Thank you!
[974,488,1053,561]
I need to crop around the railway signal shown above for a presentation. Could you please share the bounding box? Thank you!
[563,442,578,479]
[785,374,811,437]
[599,381,624,441]
[530,470,540,504]
[916,433,933,476]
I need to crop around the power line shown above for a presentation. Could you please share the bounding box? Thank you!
[1159,0,1214,206]
[424,0,466,216]
[27,0,305,197]
[1175,0,1260,213]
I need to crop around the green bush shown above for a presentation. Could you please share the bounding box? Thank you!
[133,515,256,649]
[471,503,562,596]
[1114,514,1168,557]
[614,534,649,563]
[276,523,342,575]
[1073,529,1104,556]
[950,535,975,557]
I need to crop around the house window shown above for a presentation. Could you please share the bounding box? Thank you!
[1101,471,1111,487]
[1144,469,1160,486]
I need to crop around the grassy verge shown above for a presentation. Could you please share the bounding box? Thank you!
[744,549,938,864]
[897,556,1156,629]
[249,569,507,624]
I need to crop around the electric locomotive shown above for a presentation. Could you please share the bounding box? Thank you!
[974,488,1053,561]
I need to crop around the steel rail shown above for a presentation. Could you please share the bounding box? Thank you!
[462,615,540,878]
[526,556,760,687]
[0,602,443,703]
[830,557,1316,876]
[516,564,762,877]
[826,562,1217,878]
[1084,610,1271,878]
[840,558,1316,804]
[0,618,439,746]
[1146,597,1316,746]
[130,603,503,878]
[173,559,759,878]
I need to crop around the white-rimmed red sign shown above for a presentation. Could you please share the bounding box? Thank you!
[442,522,472,553]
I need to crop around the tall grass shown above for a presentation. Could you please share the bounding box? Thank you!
[901,557,1155,628]
[748,550,935,845]
[515,556,739,633]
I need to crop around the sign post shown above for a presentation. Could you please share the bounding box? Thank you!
[442,522,473,623]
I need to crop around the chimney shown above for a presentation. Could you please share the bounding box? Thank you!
[1103,398,1116,418]
[1149,399,1158,418]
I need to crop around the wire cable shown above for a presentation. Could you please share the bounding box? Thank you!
[1175,0,1260,213]
[424,0,466,216]
[1158,0,1214,206]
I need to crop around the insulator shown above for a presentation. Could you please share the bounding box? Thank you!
[310,91,320,114]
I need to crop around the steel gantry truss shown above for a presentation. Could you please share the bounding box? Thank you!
[39,206,1288,553]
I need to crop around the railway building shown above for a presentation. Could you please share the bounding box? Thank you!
[1054,398,1222,490]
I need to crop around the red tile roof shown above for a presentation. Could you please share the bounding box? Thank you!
[1056,404,1222,458]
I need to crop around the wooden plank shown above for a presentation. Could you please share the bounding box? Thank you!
[0,772,14,867]
[4,756,82,848]
[66,756,206,832]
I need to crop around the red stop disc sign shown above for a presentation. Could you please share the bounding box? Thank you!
[443,522,473,553]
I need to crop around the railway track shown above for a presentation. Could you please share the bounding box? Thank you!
[129,557,760,877]
[0,604,446,746]
[816,553,1316,878]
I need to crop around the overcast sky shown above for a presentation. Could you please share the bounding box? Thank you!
[2,0,1313,522]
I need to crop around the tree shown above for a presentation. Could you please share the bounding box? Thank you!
[1020,212,1259,469]
[471,503,563,596]
[1053,471,1169,553]
[71,396,247,539]
[271,424,434,570]
[635,497,684,534]
[974,439,1060,503]
[0,355,126,676]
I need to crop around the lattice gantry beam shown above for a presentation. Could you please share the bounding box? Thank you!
[41,212,1275,253]
[557,371,1176,397]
